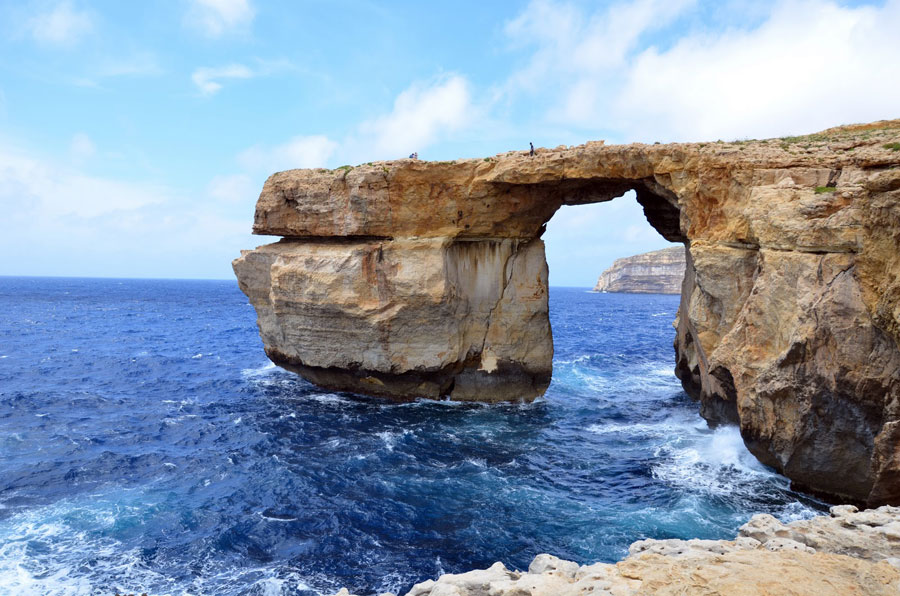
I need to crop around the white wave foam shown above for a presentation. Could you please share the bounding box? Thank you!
[647,365,675,377]
[241,361,277,378]
[587,416,703,439]
[304,392,348,405]
[652,425,777,497]
[553,354,593,366]
[376,430,411,452]
[258,511,298,523]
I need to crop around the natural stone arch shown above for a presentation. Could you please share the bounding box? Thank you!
[235,122,900,506]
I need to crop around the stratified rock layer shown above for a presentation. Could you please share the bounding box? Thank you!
[235,121,900,505]
[593,246,686,294]
[233,237,551,401]
[332,505,900,596]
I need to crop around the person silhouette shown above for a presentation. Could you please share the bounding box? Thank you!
[529,142,534,157]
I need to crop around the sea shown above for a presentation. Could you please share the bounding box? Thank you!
[0,277,826,596]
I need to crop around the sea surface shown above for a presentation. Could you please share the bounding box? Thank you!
[0,277,826,596]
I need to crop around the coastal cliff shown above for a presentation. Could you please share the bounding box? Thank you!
[234,120,900,505]
[593,246,685,294]
[333,505,900,596]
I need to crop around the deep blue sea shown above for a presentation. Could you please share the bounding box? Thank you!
[0,278,825,595]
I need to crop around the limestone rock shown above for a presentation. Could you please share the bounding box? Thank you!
[235,120,900,504]
[331,506,900,596]
[593,246,686,294]
[233,237,551,402]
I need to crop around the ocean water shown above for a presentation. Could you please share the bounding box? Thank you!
[0,278,825,596]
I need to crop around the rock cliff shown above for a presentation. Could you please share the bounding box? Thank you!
[332,505,900,596]
[234,120,900,505]
[593,246,686,294]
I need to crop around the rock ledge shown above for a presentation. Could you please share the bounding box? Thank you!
[333,505,900,596]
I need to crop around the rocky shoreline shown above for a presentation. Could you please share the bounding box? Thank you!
[333,505,900,595]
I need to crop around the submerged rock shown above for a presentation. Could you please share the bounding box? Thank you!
[332,506,900,596]
[593,246,686,294]
[234,120,900,505]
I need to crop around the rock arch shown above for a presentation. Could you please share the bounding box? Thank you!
[235,122,900,505]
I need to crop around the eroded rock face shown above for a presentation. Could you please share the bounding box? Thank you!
[331,505,900,596]
[233,237,551,401]
[593,246,686,294]
[235,121,900,504]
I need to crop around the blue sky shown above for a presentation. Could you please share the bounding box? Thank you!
[1,0,898,284]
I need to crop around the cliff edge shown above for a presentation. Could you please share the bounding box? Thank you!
[593,246,686,294]
[234,120,900,505]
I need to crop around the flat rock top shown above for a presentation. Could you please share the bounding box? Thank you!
[251,119,900,240]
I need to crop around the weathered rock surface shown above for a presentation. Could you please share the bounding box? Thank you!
[593,246,686,294]
[332,506,900,596]
[233,237,551,400]
[234,121,900,504]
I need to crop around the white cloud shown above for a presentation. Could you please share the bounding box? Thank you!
[186,0,255,37]
[506,0,693,77]
[544,197,677,286]
[361,75,472,157]
[69,132,95,161]
[505,0,900,142]
[615,0,900,140]
[233,75,474,171]
[207,173,257,204]
[29,1,93,46]
[238,135,338,172]
[95,52,162,78]
[0,144,165,220]
[0,142,255,278]
[191,64,254,95]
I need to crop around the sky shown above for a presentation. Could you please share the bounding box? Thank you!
[0,0,898,285]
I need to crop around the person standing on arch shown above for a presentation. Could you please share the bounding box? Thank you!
[529,142,534,157]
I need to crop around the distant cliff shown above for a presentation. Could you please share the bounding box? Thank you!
[593,246,686,294]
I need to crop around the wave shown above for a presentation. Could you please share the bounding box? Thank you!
[652,425,788,498]
[0,494,320,596]
[241,361,277,378]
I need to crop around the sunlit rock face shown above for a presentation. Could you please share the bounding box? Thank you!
[235,120,900,505]
[233,237,551,402]
[593,246,686,294]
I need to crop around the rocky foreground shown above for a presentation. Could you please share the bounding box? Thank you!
[235,121,900,505]
[333,506,900,596]
[593,246,686,294]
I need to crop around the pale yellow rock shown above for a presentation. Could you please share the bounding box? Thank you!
[236,120,900,504]
[593,246,686,294]
[327,506,900,596]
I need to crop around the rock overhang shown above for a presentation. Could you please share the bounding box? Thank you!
[235,120,900,505]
